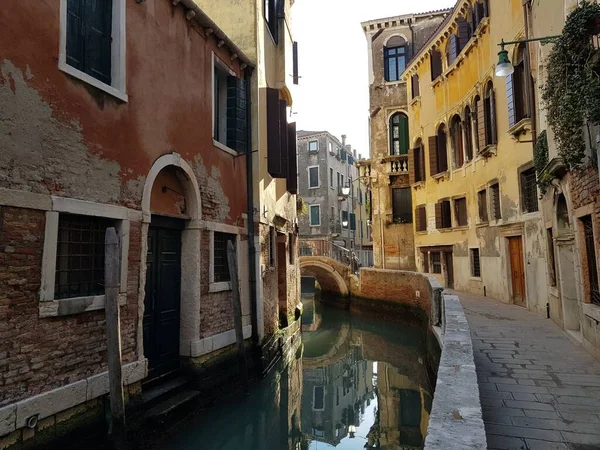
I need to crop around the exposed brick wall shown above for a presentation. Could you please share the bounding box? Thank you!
[260,224,279,337]
[0,206,138,406]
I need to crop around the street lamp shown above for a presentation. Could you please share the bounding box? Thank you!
[495,36,561,78]
[342,218,349,228]
[341,182,351,197]
[348,424,356,438]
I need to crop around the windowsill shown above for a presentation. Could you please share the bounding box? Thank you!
[383,80,407,87]
[470,277,483,282]
[478,145,496,158]
[409,96,421,107]
[474,17,490,37]
[209,281,232,293]
[430,77,443,88]
[39,293,127,318]
[412,181,425,189]
[308,186,320,190]
[454,225,469,230]
[309,150,319,153]
[437,227,453,232]
[309,224,321,227]
[213,139,240,156]
[476,221,489,228]
[582,302,600,323]
[416,230,428,235]
[432,171,449,182]
[508,118,532,138]
[59,61,128,103]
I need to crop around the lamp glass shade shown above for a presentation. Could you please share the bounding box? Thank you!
[495,48,514,77]
[342,220,349,227]
[348,425,357,433]
[341,186,351,196]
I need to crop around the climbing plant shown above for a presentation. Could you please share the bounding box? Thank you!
[533,130,552,193]
[541,1,600,168]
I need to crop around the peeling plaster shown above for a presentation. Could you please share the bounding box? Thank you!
[192,154,230,222]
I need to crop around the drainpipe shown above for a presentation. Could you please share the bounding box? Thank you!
[245,68,259,343]
[523,1,537,146]
[408,19,415,59]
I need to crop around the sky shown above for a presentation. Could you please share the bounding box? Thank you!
[290,0,456,158]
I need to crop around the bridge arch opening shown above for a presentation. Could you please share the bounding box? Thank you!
[300,260,349,297]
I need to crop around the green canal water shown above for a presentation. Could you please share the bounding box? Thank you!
[63,295,436,450]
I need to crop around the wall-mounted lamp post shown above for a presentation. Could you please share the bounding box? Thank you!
[495,36,561,78]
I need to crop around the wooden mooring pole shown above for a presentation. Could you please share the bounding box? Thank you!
[105,227,127,448]
[226,240,249,392]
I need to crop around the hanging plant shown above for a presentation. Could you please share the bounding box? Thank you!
[541,1,600,169]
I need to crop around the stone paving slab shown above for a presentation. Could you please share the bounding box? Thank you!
[454,290,600,450]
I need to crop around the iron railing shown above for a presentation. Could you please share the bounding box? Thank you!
[299,238,360,272]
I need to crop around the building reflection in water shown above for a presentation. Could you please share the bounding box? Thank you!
[300,295,433,450]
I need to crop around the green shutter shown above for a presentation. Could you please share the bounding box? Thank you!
[84,0,112,85]
[399,114,409,155]
[227,76,248,153]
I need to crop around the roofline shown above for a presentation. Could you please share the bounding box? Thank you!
[360,8,452,30]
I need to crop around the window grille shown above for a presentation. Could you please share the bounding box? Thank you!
[214,232,236,282]
[471,248,481,277]
[392,188,413,223]
[431,252,442,274]
[55,214,114,299]
[490,183,501,220]
[520,168,539,213]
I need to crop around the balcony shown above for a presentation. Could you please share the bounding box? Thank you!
[386,213,412,225]
[383,155,409,175]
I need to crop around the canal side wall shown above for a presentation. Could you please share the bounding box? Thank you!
[352,268,487,449]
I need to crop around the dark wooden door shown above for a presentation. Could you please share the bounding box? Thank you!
[508,236,526,307]
[444,252,454,289]
[144,219,183,379]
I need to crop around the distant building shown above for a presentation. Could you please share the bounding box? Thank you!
[296,131,372,263]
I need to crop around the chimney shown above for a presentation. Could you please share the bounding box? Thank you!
[353,149,357,158]
[359,153,362,160]
[341,134,346,148]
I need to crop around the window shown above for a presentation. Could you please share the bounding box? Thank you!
[264,0,280,43]
[430,49,443,81]
[329,167,334,188]
[454,197,467,227]
[269,226,276,266]
[340,175,344,190]
[507,44,529,128]
[308,140,318,152]
[431,252,442,274]
[446,34,458,67]
[429,125,448,176]
[478,189,488,222]
[422,252,430,272]
[340,149,347,162]
[470,248,481,277]
[308,166,319,188]
[411,74,420,99]
[450,115,464,168]
[483,81,497,146]
[309,205,320,226]
[350,213,356,231]
[520,167,539,213]
[384,36,407,82]
[392,188,412,223]
[328,142,333,154]
[581,216,599,305]
[464,106,474,162]
[313,386,325,410]
[473,95,481,154]
[547,228,557,287]
[435,200,452,229]
[490,183,501,220]
[55,214,115,300]
[413,140,426,182]
[60,0,126,101]
[213,232,236,283]
[342,210,348,228]
[213,60,248,152]
[416,205,427,232]
[457,17,472,51]
[390,113,409,156]
[337,172,341,188]
[266,88,294,181]
[288,233,295,265]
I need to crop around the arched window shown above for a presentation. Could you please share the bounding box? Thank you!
[428,124,448,175]
[474,95,482,152]
[384,36,407,82]
[484,81,497,146]
[450,115,464,168]
[507,43,529,127]
[390,113,409,155]
[446,34,458,66]
[457,17,472,52]
[464,105,474,161]
[413,138,426,182]
[411,74,420,99]
[430,49,443,81]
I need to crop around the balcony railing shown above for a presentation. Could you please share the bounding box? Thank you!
[299,238,360,271]
[388,155,409,174]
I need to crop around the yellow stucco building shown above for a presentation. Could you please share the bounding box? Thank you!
[399,0,549,313]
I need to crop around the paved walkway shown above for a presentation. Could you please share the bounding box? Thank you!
[454,290,600,450]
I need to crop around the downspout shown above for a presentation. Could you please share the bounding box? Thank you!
[408,19,415,60]
[523,1,537,146]
[245,68,259,343]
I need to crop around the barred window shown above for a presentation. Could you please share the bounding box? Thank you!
[471,248,481,277]
[520,167,539,213]
[581,216,599,305]
[490,183,501,220]
[55,214,115,299]
[214,232,236,282]
[431,252,442,274]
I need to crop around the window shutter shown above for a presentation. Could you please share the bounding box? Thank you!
[267,88,284,178]
[477,99,486,150]
[430,50,442,80]
[66,0,85,71]
[84,0,113,85]
[428,136,438,176]
[227,76,248,153]
[399,115,409,155]
[438,133,448,172]
[450,35,458,63]
[505,73,516,128]
[408,147,416,185]
[350,214,356,231]
[411,74,420,98]
[279,99,288,179]
[435,202,442,229]
[293,41,299,85]
[476,2,485,24]
[490,87,497,144]
[458,20,471,50]
[287,122,297,194]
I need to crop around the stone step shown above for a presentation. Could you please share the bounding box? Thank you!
[143,389,201,420]
[140,376,189,406]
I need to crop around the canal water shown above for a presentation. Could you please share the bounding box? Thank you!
[135,294,435,450]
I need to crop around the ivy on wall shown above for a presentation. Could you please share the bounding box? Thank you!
[533,130,552,193]
[541,1,600,169]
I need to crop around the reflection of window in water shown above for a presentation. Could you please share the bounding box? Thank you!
[313,386,325,410]
[312,427,324,437]
[399,389,423,447]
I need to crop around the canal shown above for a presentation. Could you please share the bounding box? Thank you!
[63,294,437,450]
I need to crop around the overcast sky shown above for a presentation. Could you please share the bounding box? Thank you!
[290,0,455,158]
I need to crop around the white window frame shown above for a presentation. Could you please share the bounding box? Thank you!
[309,205,321,227]
[211,53,238,156]
[39,197,131,317]
[208,223,241,293]
[308,140,319,152]
[58,0,128,102]
[308,165,320,189]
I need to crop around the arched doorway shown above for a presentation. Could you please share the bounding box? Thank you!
[141,153,202,379]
